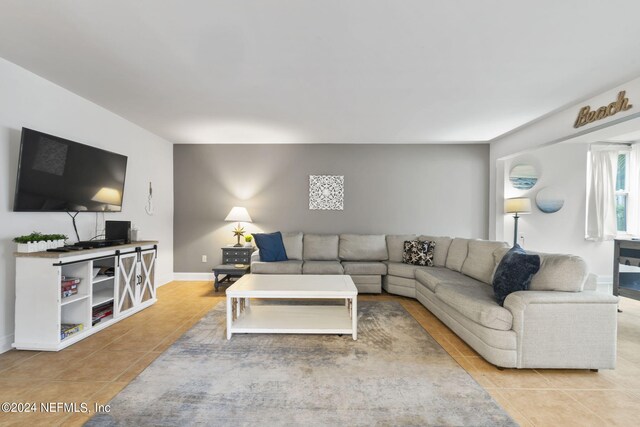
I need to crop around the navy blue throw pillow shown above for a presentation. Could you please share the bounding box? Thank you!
[492,244,540,306]
[253,232,288,262]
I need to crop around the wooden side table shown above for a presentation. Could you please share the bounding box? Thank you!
[213,264,250,291]
[213,246,255,291]
[222,246,254,265]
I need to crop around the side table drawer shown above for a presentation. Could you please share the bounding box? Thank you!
[222,247,254,265]
[224,249,249,257]
[223,256,251,264]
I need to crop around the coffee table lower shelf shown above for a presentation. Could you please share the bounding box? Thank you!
[227,305,356,339]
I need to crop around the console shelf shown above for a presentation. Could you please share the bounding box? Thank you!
[60,294,90,306]
[92,288,115,307]
[13,241,158,351]
[93,275,114,284]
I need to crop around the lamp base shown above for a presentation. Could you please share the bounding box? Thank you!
[233,243,243,247]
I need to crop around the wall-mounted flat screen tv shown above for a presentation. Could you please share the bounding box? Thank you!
[13,128,128,212]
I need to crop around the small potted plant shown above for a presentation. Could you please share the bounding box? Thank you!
[14,232,68,253]
[244,235,253,247]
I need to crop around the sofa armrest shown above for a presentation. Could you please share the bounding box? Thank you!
[503,291,618,369]
[504,290,618,309]
[584,273,598,291]
[250,250,260,265]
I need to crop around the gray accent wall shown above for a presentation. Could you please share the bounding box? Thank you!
[174,144,489,272]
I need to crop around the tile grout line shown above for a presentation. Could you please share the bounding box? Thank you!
[559,389,610,426]
[491,388,536,427]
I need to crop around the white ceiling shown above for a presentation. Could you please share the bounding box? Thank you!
[1,1,640,144]
[607,129,640,142]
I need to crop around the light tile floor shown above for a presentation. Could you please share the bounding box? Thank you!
[0,281,638,426]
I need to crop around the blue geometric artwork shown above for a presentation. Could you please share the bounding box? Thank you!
[535,187,564,213]
[509,164,538,190]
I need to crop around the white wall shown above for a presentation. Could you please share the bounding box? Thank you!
[490,76,640,240]
[0,58,174,353]
[502,143,613,277]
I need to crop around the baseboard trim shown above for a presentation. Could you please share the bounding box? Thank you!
[157,275,176,287]
[173,272,214,281]
[597,275,613,285]
[0,333,14,354]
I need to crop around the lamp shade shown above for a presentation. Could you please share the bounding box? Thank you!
[225,206,252,223]
[504,197,531,214]
[92,187,122,205]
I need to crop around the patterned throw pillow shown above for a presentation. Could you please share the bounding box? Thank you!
[402,240,434,267]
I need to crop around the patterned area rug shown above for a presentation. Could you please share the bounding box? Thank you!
[87,301,515,426]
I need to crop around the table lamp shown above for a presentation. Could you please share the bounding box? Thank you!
[225,207,252,247]
[505,197,531,246]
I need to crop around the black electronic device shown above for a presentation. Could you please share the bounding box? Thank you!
[13,128,128,212]
[74,239,125,249]
[105,220,131,243]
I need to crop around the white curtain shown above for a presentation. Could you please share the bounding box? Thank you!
[585,145,620,241]
[627,143,640,236]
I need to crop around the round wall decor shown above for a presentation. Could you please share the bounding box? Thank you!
[509,164,538,190]
[535,187,565,213]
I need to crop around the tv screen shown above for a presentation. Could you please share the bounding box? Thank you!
[13,128,128,212]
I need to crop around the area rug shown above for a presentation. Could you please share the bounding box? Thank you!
[87,301,515,426]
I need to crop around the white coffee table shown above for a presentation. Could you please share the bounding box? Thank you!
[225,274,358,340]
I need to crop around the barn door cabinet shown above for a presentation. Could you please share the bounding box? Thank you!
[13,241,158,351]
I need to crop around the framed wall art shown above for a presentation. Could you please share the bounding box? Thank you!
[309,175,344,210]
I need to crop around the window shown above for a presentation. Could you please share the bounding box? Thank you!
[616,153,629,232]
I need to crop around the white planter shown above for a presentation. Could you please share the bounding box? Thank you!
[16,241,38,253]
[244,242,253,247]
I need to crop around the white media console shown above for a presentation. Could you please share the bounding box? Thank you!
[13,241,158,351]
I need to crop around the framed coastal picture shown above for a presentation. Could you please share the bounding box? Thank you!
[509,164,538,190]
[535,187,564,213]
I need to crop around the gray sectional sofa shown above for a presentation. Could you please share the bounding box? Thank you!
[251,232,619,369]
[251,233,389,293]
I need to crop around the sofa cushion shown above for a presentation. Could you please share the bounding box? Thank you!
[302,261,344,274]
[252,232,288,262]
[435,282,514,331]
[386,234,417,262]
[281,232,303,260]
[461,240,510,284]
[492,244,541,306]
[419,235,453,267]
[415,267,484,293]
[402,240,434,266]
[530,253,588,292]
[494,248,590,292]
[303,234,339,260]
[387,262,419,279]
[445,238,469,272]
[251,260,303,274]
[339,234,388,261]
[342,261,387,275]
